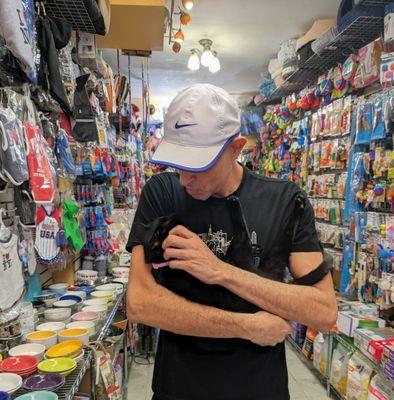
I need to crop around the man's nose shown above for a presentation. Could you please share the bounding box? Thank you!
[179,171,195,187]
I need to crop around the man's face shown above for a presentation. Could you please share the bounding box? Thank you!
[178,138,245,200]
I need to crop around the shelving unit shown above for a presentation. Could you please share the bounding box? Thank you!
[13,292,126,400]
[41,0,98,34]
[261,11,386,104]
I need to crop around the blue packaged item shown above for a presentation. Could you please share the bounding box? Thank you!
[371,95,389,141]
[354,212,367,243]
[340,239,355,295]
[55,129,76,175]
[355,102,373,144]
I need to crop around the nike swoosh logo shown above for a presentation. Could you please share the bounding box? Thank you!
[175,122,198,129]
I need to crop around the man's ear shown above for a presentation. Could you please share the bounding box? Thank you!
[230,136,247,159]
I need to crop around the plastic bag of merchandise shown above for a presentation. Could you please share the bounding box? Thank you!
[330,342,352,397]
[313,333,329,376]
[0,105,29,185]
[346,353,374,400]
[0,0,36,81]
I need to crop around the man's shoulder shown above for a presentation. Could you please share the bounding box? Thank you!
[144,171,182,194]
[246,169,300,194]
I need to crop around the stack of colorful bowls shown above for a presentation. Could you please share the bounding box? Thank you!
[15,390,59,400]
[45,340,83,361]
[0,373,23,394]
[22,373,65,392]
[0,356,38,378]
[38,358,76,377]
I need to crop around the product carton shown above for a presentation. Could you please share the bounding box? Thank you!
[337,311,386,337]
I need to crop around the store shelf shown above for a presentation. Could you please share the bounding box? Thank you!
[42,0,98,34]
[13,292,125,400]
[261,14,385,104]
[358,0,392,6]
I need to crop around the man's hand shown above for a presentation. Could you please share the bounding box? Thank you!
[239,311,292,347]
[162,225,228,285]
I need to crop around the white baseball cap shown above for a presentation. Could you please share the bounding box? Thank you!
[151,83,241,172]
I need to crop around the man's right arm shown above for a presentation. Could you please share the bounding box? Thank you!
[126,245,292,347]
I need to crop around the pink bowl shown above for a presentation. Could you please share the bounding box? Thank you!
[71,311,98,322]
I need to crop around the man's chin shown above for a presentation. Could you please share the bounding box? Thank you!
[186,188,209,200]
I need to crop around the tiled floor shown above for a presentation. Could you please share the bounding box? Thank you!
[128,343,333,400]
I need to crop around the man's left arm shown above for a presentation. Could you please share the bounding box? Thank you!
[163,195,338,333]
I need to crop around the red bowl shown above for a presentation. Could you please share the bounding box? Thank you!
[0,356,39,373]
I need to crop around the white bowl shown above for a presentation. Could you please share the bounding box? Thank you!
[112,278,128,285]
[36,322,66,334]
[66,321,95,337]
[59,328,90,345]
[83,298,107,307]
[96,283,123,295]
[0,372,23,394]
[44,307,72,322]
[91,290,114,302]
[111,267,129,278]
[8,343,46,361]
[82,305,108,320]
[26,330,58,350]
[54,300,77,308]
[65,290,87,300]
[49,283,69,295]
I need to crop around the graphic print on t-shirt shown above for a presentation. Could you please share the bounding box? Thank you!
[2,252,11,271]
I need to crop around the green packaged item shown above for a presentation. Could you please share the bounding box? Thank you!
[62,200,84,252]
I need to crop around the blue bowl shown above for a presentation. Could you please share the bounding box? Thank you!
[75,286,95,299]
[15,391,58,400]
[59,294,83,304]
[0,391,11,400]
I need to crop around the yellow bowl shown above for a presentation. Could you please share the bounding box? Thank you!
[26,331,56,340]
[59,329,87,337]
[46,340,83,359]
[38,357,76,374]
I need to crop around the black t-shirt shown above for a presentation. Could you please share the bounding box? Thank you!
[127,167,321,400]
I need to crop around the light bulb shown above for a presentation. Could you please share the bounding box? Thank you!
[209,53,221,73]
[188,51,200,71]
[182,0,194,11]
[174,29,184,43]
[201,48,214,67]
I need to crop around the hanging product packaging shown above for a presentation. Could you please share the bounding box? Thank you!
[0,105,29,185]
[371,95,387,141]
[355,101,373,145]
[330,343,352,397]
[346,353,374,400]
[367,374,392,400]
[23,121,56,203]
[0,0,36,80]
[0,233,25,311]
[313,333,329,376]
[340,240,355,296]
[380,52,394,85]
[353,39,383,89]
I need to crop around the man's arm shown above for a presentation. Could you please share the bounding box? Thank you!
[126,245,292,346]
[163,227,338,333]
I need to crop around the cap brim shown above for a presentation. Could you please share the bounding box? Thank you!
[150,135,236,172]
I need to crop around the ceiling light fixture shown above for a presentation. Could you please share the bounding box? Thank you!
[174,29,185,43]
[182,0,194,11]
[187,49,200,71]
[209,51,221,73]
[199,38,214,67]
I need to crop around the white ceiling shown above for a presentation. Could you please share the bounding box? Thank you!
[101,0,340,107]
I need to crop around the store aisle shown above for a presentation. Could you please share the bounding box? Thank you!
[127,344,331,400]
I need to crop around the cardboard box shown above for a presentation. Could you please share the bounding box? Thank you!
[337,311,386,337]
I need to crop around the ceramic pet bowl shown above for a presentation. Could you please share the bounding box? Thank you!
[45,341,83,359]
[8,344,46,362]
[58,329,89,346]
[44,308,71,322]
[22,373,65,392]
[26,332,57,350]
[48,284,68,296]
[66,321,95,337]
[36,323,65,335]
[15,390,59,400]
[0,373,23,394]
[0,356,38,378]
[38,358,76,377]
[81,305,107,321]
[95,283,123,296]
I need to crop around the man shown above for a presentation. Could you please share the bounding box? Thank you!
[126,84,337,400]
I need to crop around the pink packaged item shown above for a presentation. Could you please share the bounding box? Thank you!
[353,39,383,89]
